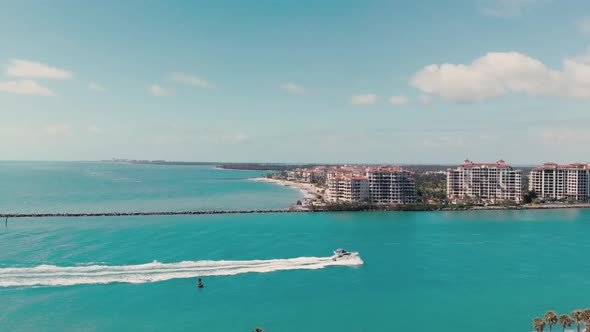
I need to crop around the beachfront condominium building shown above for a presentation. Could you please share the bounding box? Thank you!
[366,167,417,204]
[327,176,369,202]
[447,160,522,203]
[529,163,590,201]
[287,167,327,184]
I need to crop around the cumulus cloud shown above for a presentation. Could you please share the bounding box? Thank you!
[170,73,215,88]
[350,94,377,105]
[389,95,409,105]
[281,82,307,95]
[572,48,590,64]
[480,0,545,17]
[418,95,432,105]
[88,82,105,92]
[0,80,54,96]
[45,124,71,137]
[88,126,103,135]
[6,59,72,79]
[410,51,590,102]
[148,84,170,96]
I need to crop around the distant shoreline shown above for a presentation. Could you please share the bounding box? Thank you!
[213,166,258,172]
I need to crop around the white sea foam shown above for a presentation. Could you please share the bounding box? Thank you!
[0,255,363,287]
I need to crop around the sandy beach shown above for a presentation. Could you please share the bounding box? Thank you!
[251,177,323,200]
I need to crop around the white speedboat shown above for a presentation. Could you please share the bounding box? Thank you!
[332,248,359,261]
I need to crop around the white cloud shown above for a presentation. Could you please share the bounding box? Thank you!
[479,131,501,141]
[199,133,250,143]
[6,59,72,79]
[579,19,590,35]
[423,136,465,148]
[88,126,103,135]
[88,82,105,92]
[170,73,215,88]
[281,82,307,95]
[418,95,432,105]
[0,127,18,138]
[422,139,441,148]
[410,51,590,102]
[0,80,54,96]
[480,0,545,17]
[350,94,377,105]
[540,128,590,143]
[224,133,250,143]
[45,124,71,137]
[572,48,590,63]
[388,95,409,105]
[148,84,170,96]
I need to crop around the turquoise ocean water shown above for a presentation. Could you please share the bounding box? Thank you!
[0,162,588,331]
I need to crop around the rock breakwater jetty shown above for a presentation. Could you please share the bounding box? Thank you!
[0,209,304,218]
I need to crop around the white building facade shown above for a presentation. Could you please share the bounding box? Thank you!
[326,166,416,204]
[366,167,417,204]
[447,160,522,203]
[327,176,369,202]
[529,162,590,201]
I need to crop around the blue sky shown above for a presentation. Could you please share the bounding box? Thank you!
[1,0,590,164]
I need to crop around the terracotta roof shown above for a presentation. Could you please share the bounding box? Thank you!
[532,162,590,171]
[459,159,511,168]
[366,167,412,174]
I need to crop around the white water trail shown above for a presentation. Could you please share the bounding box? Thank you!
[0,255,363,287]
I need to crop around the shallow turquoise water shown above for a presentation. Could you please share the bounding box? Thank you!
[0,162,300,213]
[0,163,588,331]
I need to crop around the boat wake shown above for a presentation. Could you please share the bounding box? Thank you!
[0,255,363,287]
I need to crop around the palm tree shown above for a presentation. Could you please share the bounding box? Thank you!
[559,314,574,332]
[534,317,546,332]
[572,310,584,332]
[545,311,558,332]
[581,308,590,331]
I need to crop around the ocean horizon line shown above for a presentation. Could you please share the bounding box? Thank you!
[0,159,545,167]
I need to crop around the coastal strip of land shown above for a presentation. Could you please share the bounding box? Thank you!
[253,175,590,212]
